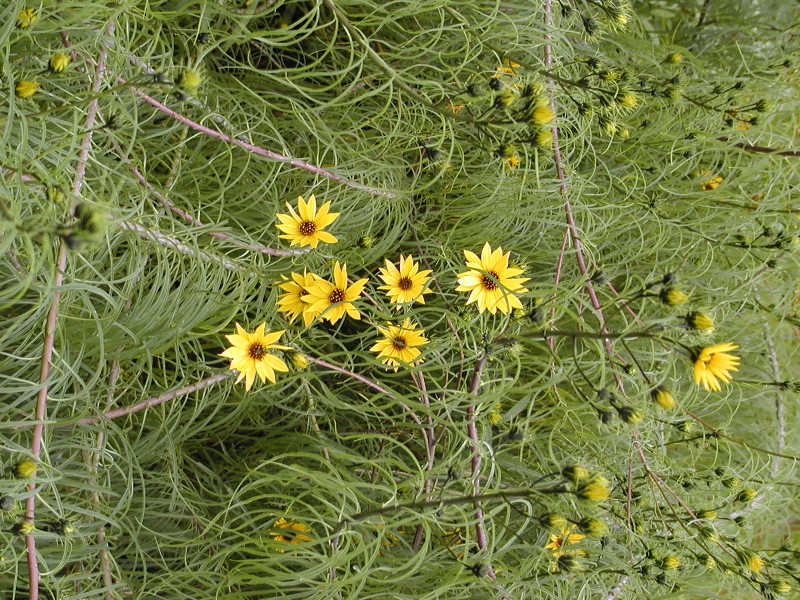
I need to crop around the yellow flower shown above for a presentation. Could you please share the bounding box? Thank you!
[660,287,688,306]
[544,526,585,556]
[651,386,676,409]
[50,53,70,73]
[290,352,308,370]
[179,69,202,90]
[277,270,319,326]
[378,255,432,306]
[369,318,428,369]
[745,553,765,573]
[17,8,37,28]
[15,80,39,98]
[531,103,555,125]
[16,459,36,478]
[701,175,723,191]
[693,342,740,392]
[219,323,290,391]
[269,517,312,551]
[15,521,35,535]
[687,311,714,332]
[535,129,553,148]
[577,478,609,502]
[661,555,681,570]
[505,154,520,170]
[302,262,367,324]
[275,195,339,248]
[619,92,638,109]
[456,242,529,314]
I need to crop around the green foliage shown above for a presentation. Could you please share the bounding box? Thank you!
[1,0,799,598]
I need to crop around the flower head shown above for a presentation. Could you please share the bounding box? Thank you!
[693,342,740,392]
[661,555,681,570]
[269,517,312,551]
[701,175,723,191]
[545,526,585,556]
[577,478,609,502]
[15,80,39,98]
[276,195,339,248]
[302,262,367,324]
[17,8,37,28]
[179,69,202,90]
[660,287,688,306]
[219,323,290,391]
[651,386,676,409]
[687,311,714,332]
[50,53,70,73]
[16,459,36,478]
[456,242,529,314]
[369,318,428,369]
[377,255,432,306]
[277,270,319,326]
[744,553,764,574]
[531,102,555,126]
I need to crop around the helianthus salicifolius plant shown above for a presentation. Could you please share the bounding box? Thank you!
[693,342,740,392]
[369,318,428,369]
[277,270,319,326]
[219,323,290,391]
[302,262,367,324]
[456,242,529,314]
[275,194,339,248]
[377,254,432,306]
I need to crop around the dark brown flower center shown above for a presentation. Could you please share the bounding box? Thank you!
[481,272,499,291]
[329,288,345,304]
[392,336,407,350]
[397,277,413,290]
[299,221,316,236]
[248,343,266,360]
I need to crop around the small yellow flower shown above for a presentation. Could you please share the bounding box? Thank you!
[275,195,339,248]
[269,517,312,551]
[651,386,676,409]
[15,521,35,535]
[619,92,638,109]
[290,352,308,370]
[15,80,39,98]
[50,53,70,73]
[577,478,609,502]
[687,311,714,332]
[17,8,37,28]
[277,270,319,326]
[302,262,367,324]
[456,242,529,315]
[377,255,432,306]
[504,154,520,170]
[219,323,290,391]
[701,175,723,191]
[693,342,740,392]
[545,526,585,556]
[179,69,202,90]
[745,553,765,573]
[660,287,688,306]
[16,460,36,478]
[369,318,428,369]
[531,102,555,126]
[535,129,553,148]
[661,555,681,570]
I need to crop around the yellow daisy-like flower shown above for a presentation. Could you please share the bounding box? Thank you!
[302,262,367,324]
[745,553,765,574]
[377,254,432,306]
[693,342,740,392]
[369,318,428,369]
[17,8,37,28]
[277,270,319,326]
[275,195,339,248]
[269,517,312,551]
[219,323,290,391]
[15,80,39,98]
[544,526,585,557]
[456,242,529,314]
[50,53,70,73]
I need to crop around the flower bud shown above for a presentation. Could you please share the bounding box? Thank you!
[687,311,714,332]
[14,521,35,535]
[15,80,39,98]
[576,479,609,502]
[540,513,568,530]
[50,53,71,73]
[557,553,583,572]
[768,580,792,595]
[736,488,757,503]
[291,353,308,370]
[179,69,202,90]
[661,555,680,570]
[534,129,553,148]
[660,287,688,306]
[702,554,716,569]
[651,386,675,410]
[618,405,643,424]
[577,518,606,537]
[531,103,555,126]
[562,465,590,484]
[618,92,638,109]
[666,52,683,64]
[697,510,717,521]
[722,476,741,489]
[17,8,37,28]
[16,459,36,478]
[357,235,374,248]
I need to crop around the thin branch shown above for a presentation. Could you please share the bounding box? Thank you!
[25,21,114,600]
[762,322,785,477]
[717,136,800,157]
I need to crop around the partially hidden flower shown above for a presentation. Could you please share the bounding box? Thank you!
[302,262,367,324]
[701,175,723,191]
[50,53,70,73]
[545,525,585,557]
[377,254,432,306]
[15,80,39,98]
[269,517,312,551]
[369,318,428,369]
[219,323,289,391]
[275,194,339,248]
[456,242,529,314]
[17,8,37,28]
[277,270,319,326]
[744,553,765,574]
[693,342,740,392]
[179,69,202,90]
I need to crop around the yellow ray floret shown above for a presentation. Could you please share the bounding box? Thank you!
[544,525,585,557]
[277,270,319,326]
[378,254,432,306]
[456,242,529,314]
[369,318,428,369]
[302,262,367,324]
[269,517,312,552]
[219,323,290,391]
[275,194,339,248]
[693,342,740,392]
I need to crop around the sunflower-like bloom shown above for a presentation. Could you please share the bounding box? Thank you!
[275,195,339,248]
[369,318,428,369]
[693,342,740,392]
[219,323,289,391]
[17,8,37,28]
[277,270,319,326]
[745,553,765,574]
[378,255,432,306]
[302,262,367,324]
[269,517,312,551]
[456,242,529,314]
[544,526,585,557]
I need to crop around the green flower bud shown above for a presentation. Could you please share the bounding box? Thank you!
[661,555,680,570]
[619,405,643,424]
[562,465,590,484]
[660,287,688,306]
[16,459,36,478]
[578,518,606,537]
[736,488,758,503]
[702,554,717,569]
[687,311,714,332]
[540,513,568,530]
[557,553,584,572]
[651,386,675,409]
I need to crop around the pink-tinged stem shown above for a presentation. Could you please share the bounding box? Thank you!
[78,372,231,425]
[26,22,114,600]
[466,353,496,579]
[121,82,396,198]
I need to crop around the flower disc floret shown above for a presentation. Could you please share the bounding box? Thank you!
[456,242,529,314]
[219,323,290,391]
[275,195,339,248]
[693,342,740,392]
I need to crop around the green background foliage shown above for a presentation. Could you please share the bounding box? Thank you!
[1,0,799,598]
